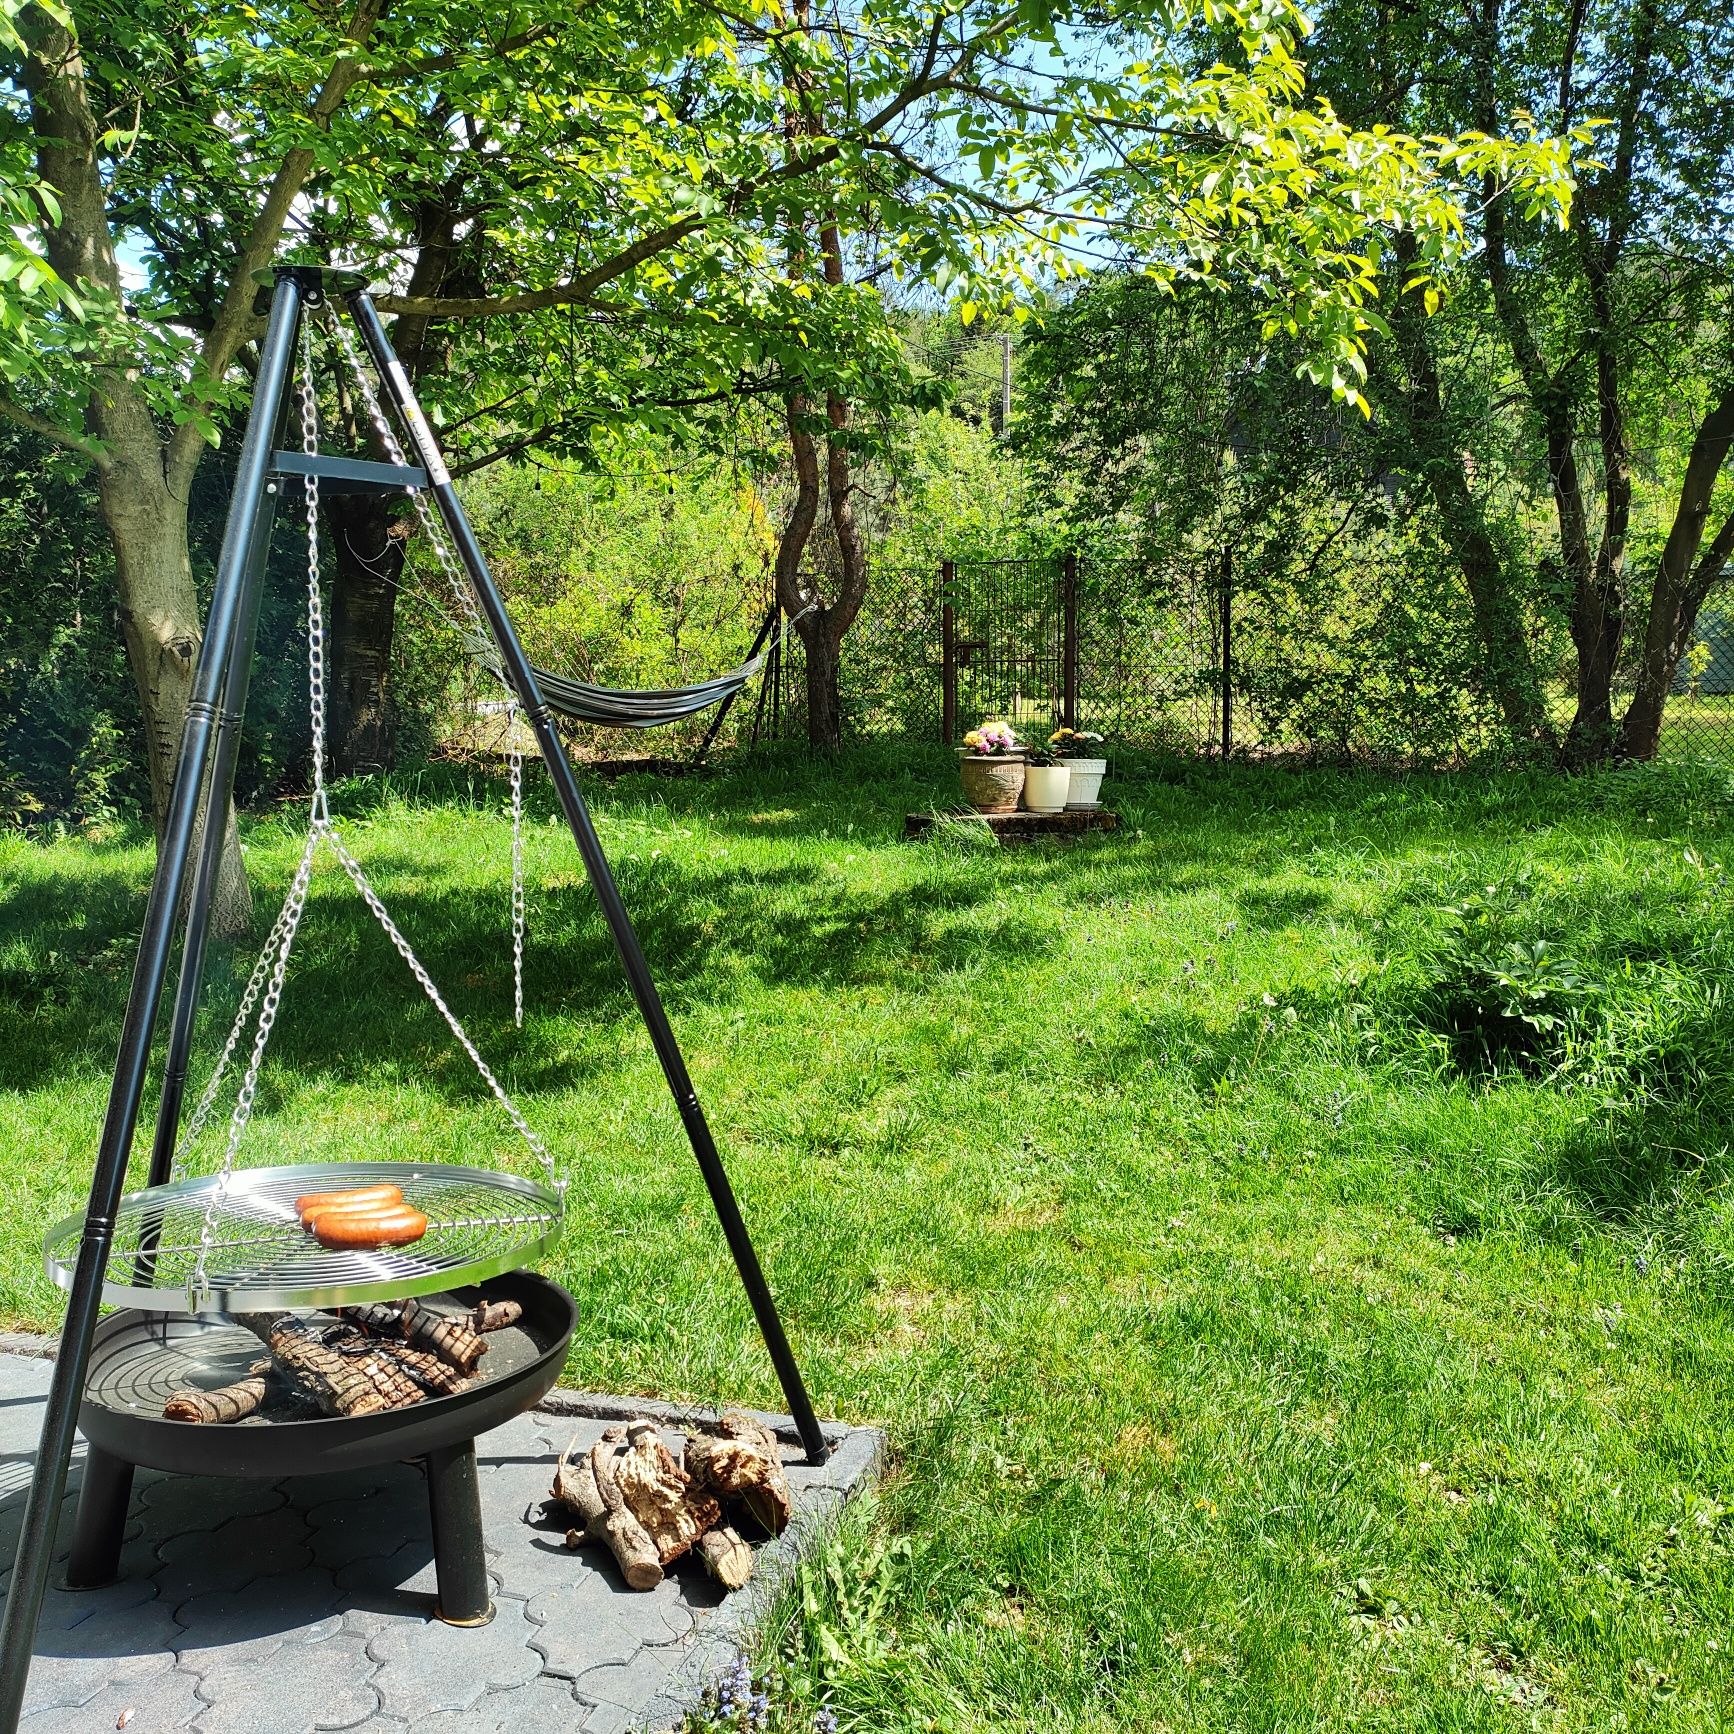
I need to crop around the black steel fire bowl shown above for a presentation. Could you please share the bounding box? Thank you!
[63,1271,577,1623]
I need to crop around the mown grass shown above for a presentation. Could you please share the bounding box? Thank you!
[5,746,1734,1731]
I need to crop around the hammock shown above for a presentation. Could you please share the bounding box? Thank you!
[467,601,803,730]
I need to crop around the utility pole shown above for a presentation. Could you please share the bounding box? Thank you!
[999,333,1012,436]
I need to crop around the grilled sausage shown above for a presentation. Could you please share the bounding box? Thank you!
[310,1205,429,1250]
[295,1184,404,1223]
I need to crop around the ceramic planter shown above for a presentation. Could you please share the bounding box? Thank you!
[1061,756,1108,810]
[1022,763,1071,814]
[958,751,1025,813]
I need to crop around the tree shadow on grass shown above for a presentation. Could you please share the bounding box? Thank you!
[0,831,1044,1100]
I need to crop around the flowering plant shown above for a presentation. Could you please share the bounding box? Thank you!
[960,719,1021,756]
[1048,728,1105,757]
[1024,743,1062,767]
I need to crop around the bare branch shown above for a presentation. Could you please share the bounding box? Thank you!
[0,389,107,467]
[166,0,389,492]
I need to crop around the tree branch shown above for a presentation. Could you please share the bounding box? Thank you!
[165,0,389,492]
[0,389,108,467]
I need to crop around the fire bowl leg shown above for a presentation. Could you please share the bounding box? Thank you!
[61,1446,136,1590]
[425,1441,493,1626]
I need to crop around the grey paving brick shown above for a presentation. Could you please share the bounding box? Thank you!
[526,1575,651,1677]
[194,1630,379,1734]
[571,1645,686,1713]
[170,1567,346,1670]
[334,1535,501,1609]
[17,1662,203,1733]
[366,1596,543,1720]
[16,1641,178,1717]
[154,1502,314,1599]
[137,1475,287,1535]
[411,1674,588,1734]
[302,1477,428,1574]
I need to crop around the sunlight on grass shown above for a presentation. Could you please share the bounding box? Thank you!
[5,747,1734,1730]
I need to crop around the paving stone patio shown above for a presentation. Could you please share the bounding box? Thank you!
[0,1340,883,1733]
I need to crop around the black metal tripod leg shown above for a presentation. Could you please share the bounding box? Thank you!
[348,289,830,1467]
[425,1443,492,1626]
[61,1449,136,1591]
[0,267,313,1734]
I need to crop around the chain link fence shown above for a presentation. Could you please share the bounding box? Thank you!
[747,556,1734,767]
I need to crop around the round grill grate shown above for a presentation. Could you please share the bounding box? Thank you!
[43,1161,564,1313]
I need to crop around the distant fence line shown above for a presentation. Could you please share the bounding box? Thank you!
[483,554,1734,768]
[750,554,1734,767]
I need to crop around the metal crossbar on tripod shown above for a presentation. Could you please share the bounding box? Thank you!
[0,264,828,1733]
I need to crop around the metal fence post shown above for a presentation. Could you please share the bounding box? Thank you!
[1062,551,1079,730]
[940,560,956,745]
[1220,548,1233,758]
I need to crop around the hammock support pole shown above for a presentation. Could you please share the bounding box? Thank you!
[695,601,781,759]
[0,268,315,1734]
[347,287,829,1466]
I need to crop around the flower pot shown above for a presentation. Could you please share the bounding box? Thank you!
[1061,756,1107,810]
[958,751,1025,813]
[1022,763,1071,815]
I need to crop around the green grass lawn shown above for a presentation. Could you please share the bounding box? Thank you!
[6,746,1734,1731]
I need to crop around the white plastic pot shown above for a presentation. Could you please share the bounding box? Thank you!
[1022,763,1071,815]
[1062,756,1107,810]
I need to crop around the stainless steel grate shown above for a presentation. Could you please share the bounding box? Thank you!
[43,1161,565,1313]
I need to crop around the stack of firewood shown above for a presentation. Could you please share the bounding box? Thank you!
[547,1413,793,1592]
[160,1294,523,1423]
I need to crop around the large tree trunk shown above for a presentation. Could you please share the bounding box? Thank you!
[1381,270,1555,751]
[23,9,251,932]
[796,610,844,751]
[1619,385,1734,758]
[326,494,405,772]
[106,469,252,931]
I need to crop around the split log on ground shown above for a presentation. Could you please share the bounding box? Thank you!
[340,1299,487,1372]
[470,1297,523,1333]
[162,1359,274,1423]
[614,1421,721,1565]
[685,1413,793,1536]
[552,1431,664,1590]
[696,1525,754,1591]
[233,1314,425,1416]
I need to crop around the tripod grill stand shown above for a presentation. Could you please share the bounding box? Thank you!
[0,264,827,1731]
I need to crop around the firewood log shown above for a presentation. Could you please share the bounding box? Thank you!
[233,1314,424,1416]
[339,1299,488,1373]
[696,1525,754,1590]
[162,1360,274,1424]
[470,1297,523,1333]
[685,1414,793,1537]
[551,1431,664,1590]
[613,1421,720,1565]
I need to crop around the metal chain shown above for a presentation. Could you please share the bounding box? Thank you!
[170,827,318,1175]
[185,331,329,1306]
[176,320,559,1310]
[510,727,525,1028]
[327,311,528,1020]
[323,824,555,1184]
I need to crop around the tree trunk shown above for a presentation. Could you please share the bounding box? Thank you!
[326,494,405,773]
[1380,273,1555,751]
[1619,384,1734,758]
[105,481,253,933]
[798,610,845,751]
